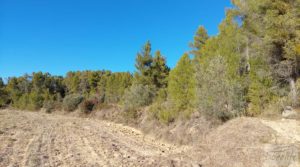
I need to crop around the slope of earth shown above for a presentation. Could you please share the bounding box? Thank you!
[1,109,299,167]
[0,110,201,167]
[201,117,300,167]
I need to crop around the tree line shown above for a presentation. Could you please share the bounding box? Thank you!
[1,0,299,123]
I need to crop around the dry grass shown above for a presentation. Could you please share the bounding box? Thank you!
[202,117,275,167]
[36,106,299,166]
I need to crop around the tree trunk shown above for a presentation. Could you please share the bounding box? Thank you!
[289,78,297,106]
[245,38,250,73]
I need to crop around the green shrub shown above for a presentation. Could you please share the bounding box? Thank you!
[80,98,98,114]
[149,101,176,124]
[196,56,246,121]
[63,94,84,112]
[14,94,29,110]
[28,91,44,110]
[123,84,155,112]
[0,88,9,108]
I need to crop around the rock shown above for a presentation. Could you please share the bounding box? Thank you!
[282,106,298,119]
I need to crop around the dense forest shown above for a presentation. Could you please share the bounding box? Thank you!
[0,0,299,124]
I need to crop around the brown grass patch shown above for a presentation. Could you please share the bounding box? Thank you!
[202,117,275,167]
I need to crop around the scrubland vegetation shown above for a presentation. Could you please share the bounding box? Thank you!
[1,0,299,125]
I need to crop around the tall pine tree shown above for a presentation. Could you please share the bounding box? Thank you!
[151,51,170,89]
[168,53,196,111]
[134,41,153,86]
[190,26,209,57]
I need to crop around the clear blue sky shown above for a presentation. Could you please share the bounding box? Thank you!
[0,0,232,79]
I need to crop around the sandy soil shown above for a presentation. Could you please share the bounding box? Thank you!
[0,110,200,167]
[262,119,300,143]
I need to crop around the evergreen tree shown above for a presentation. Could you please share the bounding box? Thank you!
[190,26,209,57]
[194,10,247,118]
[105,72,132,103]
[151,51,170,89]
[0,77,4,88]
[232,0,300,106]
[168,53,196,111]
[134,41,153,86]
[0,78,9,107]
[64,72,81,94]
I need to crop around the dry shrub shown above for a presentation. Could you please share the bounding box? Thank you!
[43,101,55,113]
[63,94,84,112]
[139,111,215,145]
[80,98,98,114]
[93,104,123,121]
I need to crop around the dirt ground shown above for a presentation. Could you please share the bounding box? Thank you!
[0,110,201,167]
[0,109,299,167]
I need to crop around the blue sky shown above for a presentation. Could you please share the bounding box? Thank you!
[0,0,232,79]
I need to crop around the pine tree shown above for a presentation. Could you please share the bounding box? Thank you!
[194,10,247,118]
[168,53,196,111]
[132,41,170,103]
[190,26,209,57]
[134,41,153,86]
[232,0,300,106]
[151,51,170,89]
[64,72,80,94]
[0,78,9,107]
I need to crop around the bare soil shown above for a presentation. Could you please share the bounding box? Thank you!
[0,110,199,167]
[0,109,299,167]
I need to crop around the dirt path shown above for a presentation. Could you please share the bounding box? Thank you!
[0,110,199,167]
[261,118,300,143]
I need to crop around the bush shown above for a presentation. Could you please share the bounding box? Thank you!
[196,56,246,121]
[43,101,55,113]
[123,84,155,112]
[149,101,176,124]
[80,98,98,114]
[28,91,44,110]
[63,94,84,112]
[0,88,9,108]
[14,94,29,110]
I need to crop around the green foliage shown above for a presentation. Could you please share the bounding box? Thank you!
[168,53,196,112]
[27,91,44,110]
[149,101,176,124]
[151,51,170,89]
[123,84,155,111]
[233,0,300,107]
[247,57,279,115]
[194,11,247,121]
[5,73,65,111]
[134,41,154,86]
[64,72,81,94]
[15,94,30,110]
[0,78,9,108]
[190,26,209,57]
[64,70,132,104]
[196,56,245,121]
[134,41,170,90]
[63,94,84,112]
[105,72,132,104]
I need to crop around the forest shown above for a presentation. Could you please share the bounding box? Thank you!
[0,0,299,124]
